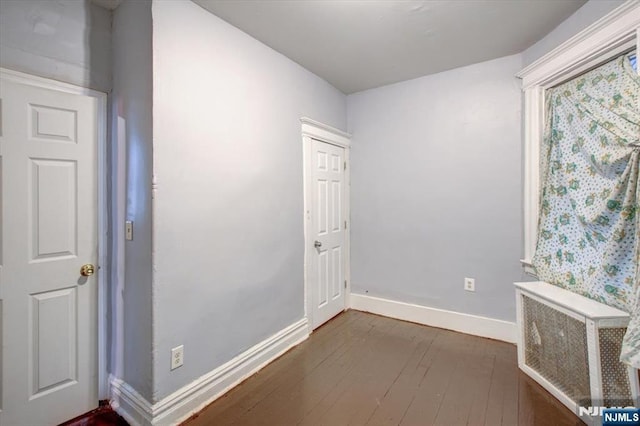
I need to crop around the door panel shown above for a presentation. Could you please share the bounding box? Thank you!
[318,250,328,307]
[30,159,78,260]
[0,75,99,426]
[30,104,78,143]
[29,287,77,396]
[311,139,346,329]
[331,247,341,298]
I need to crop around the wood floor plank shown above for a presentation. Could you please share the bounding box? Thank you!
[186,311,367,425]
[518,372,583,426]
[483,340,514,426]
[431,333,488,426]
[309,319,426,426]
[466,340,496,425]
[223,314,396,426]
[183,311,584,426]
[365,328,441,425]
[397,330,472,426]
[296,315,404,425]
[496,343,520,426]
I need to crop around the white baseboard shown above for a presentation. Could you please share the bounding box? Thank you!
[350,293,516,343]
[110,318,309,425]
[110,376,153,426]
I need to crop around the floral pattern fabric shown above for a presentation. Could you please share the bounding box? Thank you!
[532,54,640,368]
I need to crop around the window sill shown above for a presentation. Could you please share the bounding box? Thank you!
[520,259,537,277]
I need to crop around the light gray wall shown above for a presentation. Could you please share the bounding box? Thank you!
[150,0,346,401]
[522,0,625,67]
[347,54,525,322]
[0,0,111,92]
[111,0,154,401]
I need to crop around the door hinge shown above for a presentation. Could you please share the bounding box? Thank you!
[344,220,347,230]
[344,161,346,171]
[344,280,347,289]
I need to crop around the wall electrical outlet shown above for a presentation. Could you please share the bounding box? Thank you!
[171,345,184,370]
[464,277,475,292]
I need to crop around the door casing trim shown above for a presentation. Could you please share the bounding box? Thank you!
[301,117,351,332]
[0,67,109,400]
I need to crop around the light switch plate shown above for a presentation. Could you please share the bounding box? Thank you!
[125,221,133,241]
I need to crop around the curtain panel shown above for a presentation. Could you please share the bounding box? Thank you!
[532,54,640,367]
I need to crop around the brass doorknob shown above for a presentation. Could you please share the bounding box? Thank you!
[80,264,95,277]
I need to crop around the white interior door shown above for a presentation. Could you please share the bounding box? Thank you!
[0,75,99,425]
[310,139,346,329]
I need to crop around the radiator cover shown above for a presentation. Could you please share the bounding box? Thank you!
[515,281,639,424]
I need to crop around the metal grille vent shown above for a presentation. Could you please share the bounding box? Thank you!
[522,294,591,405]
[599,327,633,407]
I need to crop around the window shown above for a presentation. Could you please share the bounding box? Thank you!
[517,3,639,275]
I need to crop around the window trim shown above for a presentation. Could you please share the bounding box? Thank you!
[517,2,640,275]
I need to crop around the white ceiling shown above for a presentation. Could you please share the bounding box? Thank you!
[193,0,586,94]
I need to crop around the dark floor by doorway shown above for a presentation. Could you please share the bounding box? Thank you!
[59,403,128,426]
[184,310,583,426]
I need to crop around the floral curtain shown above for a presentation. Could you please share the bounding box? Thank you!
[532,53,640,368]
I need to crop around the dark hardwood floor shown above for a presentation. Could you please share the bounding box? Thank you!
[59,404,128,426]
[184,310,584,426]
